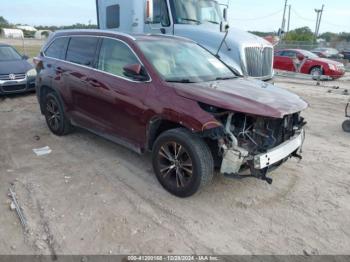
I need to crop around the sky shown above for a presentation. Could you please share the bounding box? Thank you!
[0,0,349,33]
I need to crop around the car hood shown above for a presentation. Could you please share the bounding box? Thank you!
[310,57,343,66]
[0,60,33,75]
[171,78,308,118]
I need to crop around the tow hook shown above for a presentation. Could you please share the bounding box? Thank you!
[224,167,273,185]
[292,152,303,161]
[260,167,273,185]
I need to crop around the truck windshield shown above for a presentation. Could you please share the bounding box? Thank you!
[170,0,222,25]
[137,39,235,83]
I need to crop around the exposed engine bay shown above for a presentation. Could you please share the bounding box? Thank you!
[199,103,307,184]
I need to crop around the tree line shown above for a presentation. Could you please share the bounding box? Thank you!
[250,27,350,43]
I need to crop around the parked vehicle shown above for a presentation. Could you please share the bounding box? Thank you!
[343,102,350,133]
[0,44,36,95]
[95,0,274,80]
[311,47,344,59]
[34,30,307,197]
[340,49,350,61]
[274,49,345,79]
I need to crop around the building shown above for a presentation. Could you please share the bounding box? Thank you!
[34,30,52,39]
[0,28,24,39]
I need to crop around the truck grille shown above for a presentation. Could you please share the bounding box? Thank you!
[0,73,26,81]
[245,47,273,78]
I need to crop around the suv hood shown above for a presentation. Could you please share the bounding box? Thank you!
[171,78,308,118]
[0,60,32,75]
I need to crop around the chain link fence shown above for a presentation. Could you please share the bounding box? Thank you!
[0,37,45,58]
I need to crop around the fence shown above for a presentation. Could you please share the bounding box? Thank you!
[0,37,45,58]
[276,41,350,51]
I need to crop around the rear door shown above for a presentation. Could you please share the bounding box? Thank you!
[276,50,296,72]
[62,36,101,129]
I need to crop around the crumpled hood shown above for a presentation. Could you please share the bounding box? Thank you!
[171,78,308,118]
[0,60,32,75]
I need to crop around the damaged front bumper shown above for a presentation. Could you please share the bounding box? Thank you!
[253,131,304,169]
[220,130,305,176]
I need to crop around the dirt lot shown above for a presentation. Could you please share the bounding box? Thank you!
[0,75,349,256]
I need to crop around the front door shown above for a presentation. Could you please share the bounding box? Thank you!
[88,38,151,147]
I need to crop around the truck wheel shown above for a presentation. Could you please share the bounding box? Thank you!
[44,92,72,136]
[152,128,214,198]
[343,120,350,132]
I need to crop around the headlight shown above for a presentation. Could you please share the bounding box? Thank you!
[328,64,336,70]
[26,68,37,77]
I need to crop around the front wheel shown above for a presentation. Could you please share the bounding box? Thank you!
[310,67,323,79]
[152,128,214,198]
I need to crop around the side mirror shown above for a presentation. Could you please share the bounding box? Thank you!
[123,64,149,81]
[145,0,154,24]
[223,8,228,22]
[339,54,344,59]
[220,21,229,32]
[22,55,29,60]
[297,54,305,61]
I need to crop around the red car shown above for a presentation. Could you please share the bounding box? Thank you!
[274,49,345,79]
[34,30,307,197]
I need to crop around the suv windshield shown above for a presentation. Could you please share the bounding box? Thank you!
[137,39,235,83]
[170,0,222,25]
[0,46,22,61]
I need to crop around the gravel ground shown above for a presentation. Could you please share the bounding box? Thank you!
[0,75,349,255]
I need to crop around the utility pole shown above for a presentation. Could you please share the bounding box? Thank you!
[314,5,325,41]
[287,4,291,33]
[280,0,288,37]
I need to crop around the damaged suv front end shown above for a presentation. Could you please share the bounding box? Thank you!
[172,77,308,184]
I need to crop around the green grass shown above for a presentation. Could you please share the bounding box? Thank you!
[13,45,41,58]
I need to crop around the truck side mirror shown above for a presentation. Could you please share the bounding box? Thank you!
[220,22,229,32]
[145,0,154,24]
[223,8,228,22]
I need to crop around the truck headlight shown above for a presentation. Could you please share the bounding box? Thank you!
[26,68,37,78]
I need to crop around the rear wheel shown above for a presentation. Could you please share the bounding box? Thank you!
[152,128,214,198]
[342,120,350,133]
[44,92,72,136]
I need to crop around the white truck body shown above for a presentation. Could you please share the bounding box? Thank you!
[96,0,274,80]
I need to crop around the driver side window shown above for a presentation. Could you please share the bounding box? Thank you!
[153,0,170,26]
[97,38,139,79]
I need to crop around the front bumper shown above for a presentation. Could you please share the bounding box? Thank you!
[0,77,36,95]
[253,131,304,169]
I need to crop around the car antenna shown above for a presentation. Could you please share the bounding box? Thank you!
[216,24,230,58]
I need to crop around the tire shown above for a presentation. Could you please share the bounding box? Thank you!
[44,92,72,136]
[342,120,350,133]
[310,67,323,79]
[152,128,214,198]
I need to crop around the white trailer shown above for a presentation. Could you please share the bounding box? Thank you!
[96,0,274,80]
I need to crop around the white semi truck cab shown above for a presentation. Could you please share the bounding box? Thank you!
[96,0,274,80]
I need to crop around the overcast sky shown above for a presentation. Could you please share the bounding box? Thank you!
[1,0,349,33]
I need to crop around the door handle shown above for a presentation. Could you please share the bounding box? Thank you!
[56,67,64,74]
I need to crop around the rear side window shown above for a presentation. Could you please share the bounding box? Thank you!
[66,37,99,67]
[45,38,69,59]
[106,5,120,29]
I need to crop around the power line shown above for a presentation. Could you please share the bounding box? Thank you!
[231,8,283,21]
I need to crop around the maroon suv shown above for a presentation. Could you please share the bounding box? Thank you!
[35,30,307,197]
